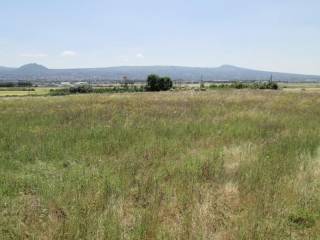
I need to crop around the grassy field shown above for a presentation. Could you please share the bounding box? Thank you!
[0,83,320,97]
[0,88,51,97]
[1,90,320,239]
[280,83,320,93]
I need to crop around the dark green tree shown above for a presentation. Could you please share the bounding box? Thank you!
[146,74,173,91]
[146,74,160,91]
[160,77,173,91]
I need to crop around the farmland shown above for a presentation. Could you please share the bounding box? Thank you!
[1,90,320,239]
[0,87,51,97]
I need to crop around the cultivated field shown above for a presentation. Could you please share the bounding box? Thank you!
[0,88,51,97]
[1,90,320,239]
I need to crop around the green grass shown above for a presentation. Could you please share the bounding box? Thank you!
[1,90,320,239]
[0,87,51,97]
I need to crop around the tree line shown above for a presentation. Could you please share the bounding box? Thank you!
[0,81,33,87]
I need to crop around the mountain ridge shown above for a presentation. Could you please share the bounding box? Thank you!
[0,63,319,82]
[17,63,49,72]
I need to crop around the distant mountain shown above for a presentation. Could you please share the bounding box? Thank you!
[0,64,320,83]
[17,63,49,73]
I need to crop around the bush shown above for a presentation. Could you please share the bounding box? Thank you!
[0,81,33,87]
[0,87,35,91]
[49,88,70,96]
[69,85,93,93]
[208,81,279,90]
[93,86,145,93]
[230,82,249,89]
[266,81,279,90]
[250,81,279,90]
[49,85,93,96]
[146,74,173,91]
[49,85,146,96]
[209,83,232,89]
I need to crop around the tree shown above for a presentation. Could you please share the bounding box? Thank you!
[146,74,160,91]
[146,74,173,91]
[161,77,173,91]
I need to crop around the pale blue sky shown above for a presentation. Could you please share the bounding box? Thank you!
[1,0,320,74]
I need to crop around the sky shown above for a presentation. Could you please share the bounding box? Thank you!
[1,0,320,74]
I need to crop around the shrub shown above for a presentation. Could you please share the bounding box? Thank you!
[49,88,70,96]
[266,81,279,90]
[49,85,146,96]
[230,81,249,89]
[49,85,93,96]
[208,81,279,90]
[250,81,279,90]
[0,81,33,87]
[93,86,145,93]
[0,87,35,91]
[69,85,93,93]
[209,84,218,89]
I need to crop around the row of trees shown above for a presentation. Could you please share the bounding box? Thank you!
[49,75,173,95]
[209,81,279,90]
[50,75,279,96]
[0,81,33,87]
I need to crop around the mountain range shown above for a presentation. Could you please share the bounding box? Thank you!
[0,63,319,83]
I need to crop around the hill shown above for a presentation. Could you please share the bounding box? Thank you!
[0,64,320,82]
[17,63,49,73]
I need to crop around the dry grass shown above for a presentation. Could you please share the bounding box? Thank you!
[0,87,51,97]
[1,90,320,239]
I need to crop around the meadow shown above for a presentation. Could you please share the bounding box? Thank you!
[0,87,51,97]
[1,90,320,239]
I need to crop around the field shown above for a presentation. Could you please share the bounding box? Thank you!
[0,82,320,97]
[0,88,51,97]
[281,83,320,93]
[1,90,320,239]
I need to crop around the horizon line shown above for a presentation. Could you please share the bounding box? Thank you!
[1,63,319,76]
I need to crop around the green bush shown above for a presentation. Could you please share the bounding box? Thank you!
[49,88,70,96]
[49,85,146,96]
[209,81,279,90]
[230,82,249,89]
[0,81,33,87]
[0,88,35,91]
[93,86,145,93]
[250,81,279,90]
[69,85,93,93]
[49,85,93,96]
[266,81,279,90]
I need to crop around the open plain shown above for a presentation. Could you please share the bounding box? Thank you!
[1,90,320,239]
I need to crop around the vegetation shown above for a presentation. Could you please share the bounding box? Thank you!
[0,81,33,88]
[209,81,279,90]
[0,87,51,97]
[49,74,173,96]
[146,74,173,91]
[1,91,320,239]
[49,85,145,96]
[0,87,35,92]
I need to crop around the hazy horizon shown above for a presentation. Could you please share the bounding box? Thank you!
[2,63,320,77]
[1,0,320,74]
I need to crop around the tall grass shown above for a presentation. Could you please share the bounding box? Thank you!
[0,90,320,239]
